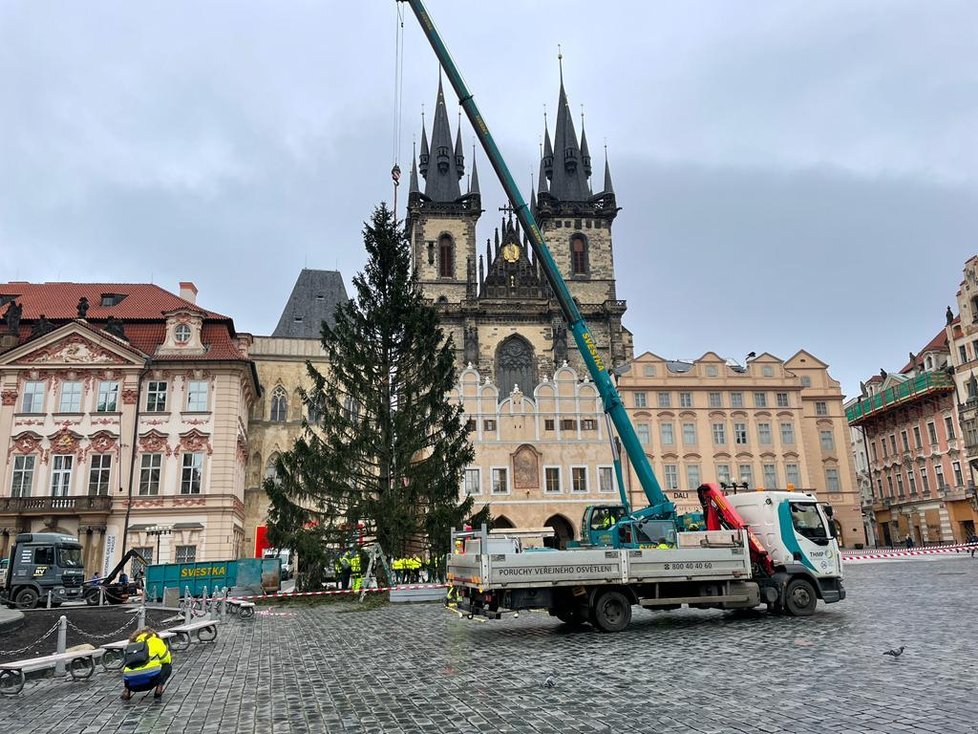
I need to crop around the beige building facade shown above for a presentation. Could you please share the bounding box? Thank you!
[452,363,618,545]
[0,282,258,577]
[615,350,865,547]
[242,269,347,557]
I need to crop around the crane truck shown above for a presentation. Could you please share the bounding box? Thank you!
[399,0,845,630]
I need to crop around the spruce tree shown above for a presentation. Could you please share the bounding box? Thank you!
[265,203,484,584]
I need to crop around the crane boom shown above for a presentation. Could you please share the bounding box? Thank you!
[399,0,673,519]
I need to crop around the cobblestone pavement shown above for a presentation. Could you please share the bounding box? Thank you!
[2,558,977,733]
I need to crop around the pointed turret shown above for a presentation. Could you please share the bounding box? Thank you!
[548,73,590,201]
[542,126,554,182]
[602,155,615,196]
[418,121,429,178]
[580,115,592,179]
[409,144,419,194]
[454,123,465,181]
[468,149,480,195]
[424,77,462,201]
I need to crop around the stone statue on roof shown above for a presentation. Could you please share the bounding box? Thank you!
[77,297,90,319]
[104,317,126,340]
[31,315,55,337]
[3,301,22,336]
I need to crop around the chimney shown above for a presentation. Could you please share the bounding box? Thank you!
[179,281,198,304]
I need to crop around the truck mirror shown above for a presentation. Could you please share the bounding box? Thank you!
[823,504,834,518]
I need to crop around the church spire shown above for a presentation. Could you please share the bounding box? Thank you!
[418,113,429,178]
[423,75,462,202]
[468,145,480,195]
[542,124,553,182]
[547,55,590,202]
[602,149,615,195]
[409,142,419,194]
[580,108,592,180]
[454,114,465,181]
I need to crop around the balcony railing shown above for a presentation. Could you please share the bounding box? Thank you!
[846,371,954,425]
[0,496,112,514]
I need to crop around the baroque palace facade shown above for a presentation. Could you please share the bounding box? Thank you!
[0,282,258,577]
[849,256,978,546]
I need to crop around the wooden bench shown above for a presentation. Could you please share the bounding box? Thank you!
[100,631,176,671]
[226,599,256,619]
[166,619,219,651]
[0,649,105,695]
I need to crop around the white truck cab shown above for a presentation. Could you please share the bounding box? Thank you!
[726,490,844,607]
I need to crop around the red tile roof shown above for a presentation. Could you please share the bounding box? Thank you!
[0,282,227,320]
[1,282,247,363]
[899,329,949,374]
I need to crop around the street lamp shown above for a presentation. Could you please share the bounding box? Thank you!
[146,525,172,565]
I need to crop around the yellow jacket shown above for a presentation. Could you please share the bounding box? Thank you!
[126,632,172,671]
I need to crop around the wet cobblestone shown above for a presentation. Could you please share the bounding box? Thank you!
[1,559,976,732]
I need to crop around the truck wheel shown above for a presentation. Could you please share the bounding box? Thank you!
[784,579,817,617]
[14,587,39,609]
[592,591,632,633]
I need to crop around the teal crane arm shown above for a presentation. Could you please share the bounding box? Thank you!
[399,0,673,519]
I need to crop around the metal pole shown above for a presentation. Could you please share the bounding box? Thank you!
[120,361,151,562]
[99,585,105,607]
[184,586,192,624]
[55,615,67,675]
[46,590,52,609]
[400,0,671,518]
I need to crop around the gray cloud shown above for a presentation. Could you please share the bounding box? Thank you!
[1,0,975,397]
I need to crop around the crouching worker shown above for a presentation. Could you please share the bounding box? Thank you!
[121,627,172,700]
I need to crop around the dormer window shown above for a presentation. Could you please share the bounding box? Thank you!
[100,293,127,307]
[175,324,191,344]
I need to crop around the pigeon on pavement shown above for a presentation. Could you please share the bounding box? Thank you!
[883,646,905,658]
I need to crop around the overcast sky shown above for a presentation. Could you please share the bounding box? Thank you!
[1,1,976,397]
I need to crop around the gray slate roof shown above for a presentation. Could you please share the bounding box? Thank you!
[272,269,349,339]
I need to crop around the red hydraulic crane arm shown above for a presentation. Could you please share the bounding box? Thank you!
[696,483,774,576]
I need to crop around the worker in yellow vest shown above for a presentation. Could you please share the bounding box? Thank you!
[350,550,362,591]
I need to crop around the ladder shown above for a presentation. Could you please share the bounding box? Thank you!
[358,543,394,602]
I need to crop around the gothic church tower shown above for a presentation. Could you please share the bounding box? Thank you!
[405,72,631,400]
[405,78,482,306]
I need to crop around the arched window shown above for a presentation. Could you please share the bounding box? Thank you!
[270,386,288,422]
[495,335,537,401]
[439,235,454,278]
[570,234,588,276]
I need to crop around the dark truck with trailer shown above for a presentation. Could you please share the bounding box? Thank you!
[1,532,85,609]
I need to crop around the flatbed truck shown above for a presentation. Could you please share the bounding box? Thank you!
[448,488,844,632]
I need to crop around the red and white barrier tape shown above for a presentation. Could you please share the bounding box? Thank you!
[841,541,974,555]
[843,544,977,562]
[229,583,447,602]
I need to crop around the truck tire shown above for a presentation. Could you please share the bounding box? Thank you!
[591,590,632,633]
[784,578,817,617]
[85,589,101,606]
[14,587,40,609]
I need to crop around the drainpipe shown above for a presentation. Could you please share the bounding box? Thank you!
[119,361,151,562]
